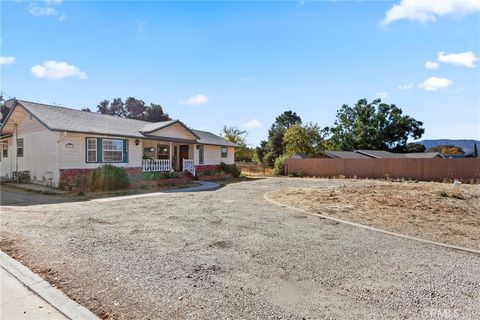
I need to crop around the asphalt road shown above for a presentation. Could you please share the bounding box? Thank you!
[1,178,479,319]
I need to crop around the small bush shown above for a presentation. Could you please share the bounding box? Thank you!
[290,170,305,177]
[196,168,223,177]
[273,155,288,176]
[88,165,129,191]
[142,171,178,180]
[219,162,240,178]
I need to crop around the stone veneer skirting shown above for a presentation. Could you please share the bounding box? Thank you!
[59,165,228,191]
[59,167,143,191]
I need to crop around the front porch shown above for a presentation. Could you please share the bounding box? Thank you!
[141,140,196,175]
[142,159,195,176]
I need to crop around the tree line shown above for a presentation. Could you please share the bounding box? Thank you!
[222,98,430,164]
[0,97,466,161]
[83,97,171,122]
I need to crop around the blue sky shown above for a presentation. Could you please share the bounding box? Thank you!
[1,0,479,146]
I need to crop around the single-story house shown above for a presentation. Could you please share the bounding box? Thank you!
[321,149,444,159]
[0,99,239,188]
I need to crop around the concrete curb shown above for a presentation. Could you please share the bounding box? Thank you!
[0,251,99,320]
[263,191,480,255]
[91,181,220,203]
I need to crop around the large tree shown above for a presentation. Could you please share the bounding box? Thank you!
[146,103,170,122]
[0,104,10,123]
[274,110,302,129]
[96,97,171,122]
[222,126,253,162]
[325,98,424,152]
[261,110,303,164]
[405,142,426,153]
[426,145,464,154]
[283,123,324,156]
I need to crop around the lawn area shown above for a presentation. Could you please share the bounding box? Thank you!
[268,180,480,250]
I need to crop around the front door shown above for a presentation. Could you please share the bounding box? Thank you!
[179,145,189,171]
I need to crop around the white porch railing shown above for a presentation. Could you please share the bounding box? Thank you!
[183,159,196,176]
[142,159,171,172]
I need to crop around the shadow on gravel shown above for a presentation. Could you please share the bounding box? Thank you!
[0,186,80,207]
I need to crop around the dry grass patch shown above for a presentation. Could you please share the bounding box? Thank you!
[269,181,480,250]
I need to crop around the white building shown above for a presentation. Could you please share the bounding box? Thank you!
[0,100,238,188]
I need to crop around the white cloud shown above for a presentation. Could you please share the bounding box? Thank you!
[375,91,388,99]
[30,60,87,80]
[28,0,66,21]
[425,61,439,69]
[0,56,16,65]
[397,84,413,90]
[438,51,479,68]
[245,119,262,130]
[418,76,453,91]
[382,0,480,25]
[181,94,209,106]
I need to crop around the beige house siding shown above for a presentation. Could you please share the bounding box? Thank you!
[0,106,59,186]
[148,123,197,140]
[194,145,234,165]
[0,137,13,180]
[58,132,143,169]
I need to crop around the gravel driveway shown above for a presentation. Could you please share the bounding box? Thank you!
[1,178,479,319]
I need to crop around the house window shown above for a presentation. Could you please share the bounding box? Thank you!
[17,139,24,157]
[221,146,228,158]
[198,145,204,164]
[2,141,7,158]
[157,145,169,160]
[103,139,123,162]
[86,138,97,163]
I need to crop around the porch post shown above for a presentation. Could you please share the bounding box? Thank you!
[169,141,173,171]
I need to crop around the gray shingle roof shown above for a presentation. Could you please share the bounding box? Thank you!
[4,100,238,147]
[405,152,444,158]
[291,152,309,159]
[322,151,372,159]
[355,150,404,158]
[192,130,239,147]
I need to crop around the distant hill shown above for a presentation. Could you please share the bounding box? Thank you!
[416,139,480,154]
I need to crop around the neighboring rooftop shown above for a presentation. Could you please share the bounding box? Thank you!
[321,151,372,159]
[404,152,444,159]
[322,149,445,159]
[355,150,404,159]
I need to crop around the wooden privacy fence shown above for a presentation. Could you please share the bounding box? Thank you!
[285,158,480,182]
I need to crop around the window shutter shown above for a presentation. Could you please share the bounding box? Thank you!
[123,140,128,163]
[97,138,103,163]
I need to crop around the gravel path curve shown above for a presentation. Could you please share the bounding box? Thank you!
[1,178,479,319]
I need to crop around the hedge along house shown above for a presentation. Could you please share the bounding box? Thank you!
[0,100,238,188]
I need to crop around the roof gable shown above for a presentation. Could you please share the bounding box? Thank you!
[0,103,49,135]
[140,120,200,140]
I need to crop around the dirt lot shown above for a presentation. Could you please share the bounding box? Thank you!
[1,178,479,319]
[269,180,480,250]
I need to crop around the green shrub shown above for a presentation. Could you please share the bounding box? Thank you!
[219,162,240,178]
[88,165,129,191]
[273,155,289,176]
[196,168,223,177]
[142,171,178,180]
